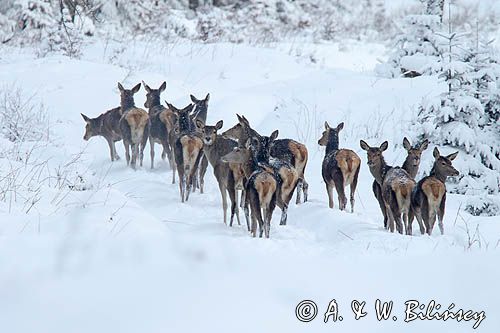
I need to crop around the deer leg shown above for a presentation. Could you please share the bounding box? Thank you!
[177,168,185,202]
[228,175,239,226]
[199,154,208,194]
[130,143,138,170]
[334,179,347,211]
[389,193,403,234]
[438,194,446,235]
[385,203,396,233]
[112,141,120,160]
[302,179,309,202]
[413,207,426,235]
[326,183,334,209]
[106,138,115,161]
[219,182,228,225]
[295,179,303,205]
[373,181,387,229]
[280,204,288,226]
[350,166,360,213]
[250,212,258,238]
[123,141,130,166]
[150,138,155,169]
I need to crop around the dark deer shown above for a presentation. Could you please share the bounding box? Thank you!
[222,141,277,238]
[412,148,459,235]
[318,122,361,212]
[190,94,210,194]
[118,83,149,169]
[222,114,308,204]
[250,130,299,226]
[167,102,203,202]
[195,119,243,226]
[81,106,122,161]
[142,81,173,169]
[371,137,428,232]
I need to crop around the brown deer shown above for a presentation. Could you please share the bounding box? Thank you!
[142,81,173,169]
[222,114,308,204]
[360,140,415,234]
[167,102,203,202]
[118,83,149,169]
[371,137,428,232]
[195,119,243,226]
[412,148,459,235]
[222,140,277,238]
[318,122,361,212]
[81,106,122,161]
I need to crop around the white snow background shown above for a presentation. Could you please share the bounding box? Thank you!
[0,39,499,333]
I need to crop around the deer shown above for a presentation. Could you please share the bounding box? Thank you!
[222,114,308,204]
[360,140,415,235]
[250,129,299,226]
[166,102,204,202]
[195,119,244,226]
[81,106,122,161]
[142,81,174,169]
[117,83,149,169]
[221,140,277,238]
[318,122,361,212]
[412,148,459,236]
[190,93,210,194]
[371,137,429,233]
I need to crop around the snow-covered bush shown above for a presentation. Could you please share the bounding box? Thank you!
[0,85,49,143]
[415,34,500,214]
[376,14,444,78]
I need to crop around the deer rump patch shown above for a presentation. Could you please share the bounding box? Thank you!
[180,135,203,171]
[383,168,415,211]
[253,172,277,206]
[123,108,149,143]
[287,141,308,175]
[277,165,298,200]
[335,149,360,186]
[421,178,445,209]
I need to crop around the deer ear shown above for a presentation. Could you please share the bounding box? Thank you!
[433,147,441,159]
[215,120,223,130]
[324,121,330,130]
[159,81,166,92]
[360,140,369,151]
[205,93,210,103]
[446,151,458,161]
[251,137,260,148]
[81,113,90,122]
[337,122,344,131]
[132,83,141,94]
[117,82,124,92]
[245,138,253,149]
[184,103,195,113]
[403,137,411,151]
[190,94,199,103]
[270,130,279,141]
[195,119,204,130]
[166,101,177,113]
[380,141,389,152]
[419,139,429,151]
[142,81,151,93]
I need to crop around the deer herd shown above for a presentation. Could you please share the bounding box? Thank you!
[81,82,460,239]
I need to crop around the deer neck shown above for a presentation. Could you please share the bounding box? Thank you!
[193,104,207,124]
[369,157,389,185]
[430,164,447,183]
[121,96,135,112]
[402,157,418,179]
[325,135,339,155]
[148,97,162,113]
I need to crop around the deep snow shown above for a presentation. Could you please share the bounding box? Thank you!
[0,40,499,333]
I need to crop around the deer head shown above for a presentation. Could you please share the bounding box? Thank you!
[81,113,102,141]
[166,101,195,133]
[318,121,344,151]
[402,137,429,178]
[360,140,388,167]
[143,81,166,109]
[431,147,459,180]
[117,82,141,110]
[196,119,223,145]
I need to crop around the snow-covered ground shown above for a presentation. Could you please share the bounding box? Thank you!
[0,40,499,333]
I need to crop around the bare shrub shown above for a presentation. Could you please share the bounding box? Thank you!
[0,85,50,143]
